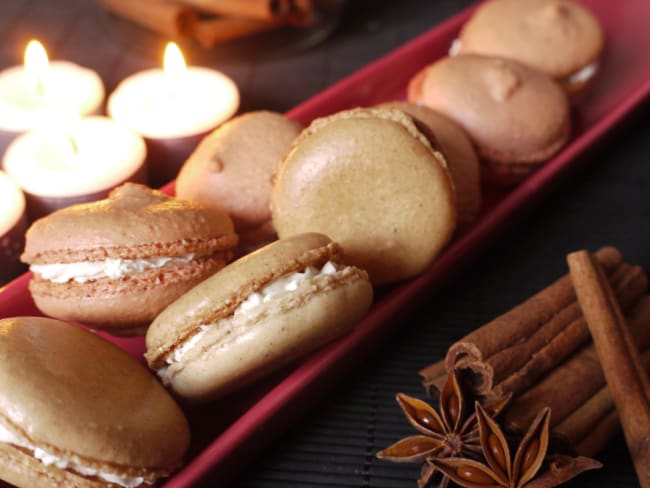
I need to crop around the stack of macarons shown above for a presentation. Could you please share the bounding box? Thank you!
[408,0,603,185]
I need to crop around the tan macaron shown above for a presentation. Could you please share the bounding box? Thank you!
[0,316,190,488]
[21,183,237,335]
[176,111,302,255]
[145,233,373,402]
[379,101,481,226]
[270,107,457,285]
[408,55,571,185]
[453,0,604,97]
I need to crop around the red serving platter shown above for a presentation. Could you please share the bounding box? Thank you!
[2,0,650,486]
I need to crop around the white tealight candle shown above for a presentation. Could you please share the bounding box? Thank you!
[0,40,105,154]
[0,170,27,284]
[2,116,147,220]
[108,42,239,186]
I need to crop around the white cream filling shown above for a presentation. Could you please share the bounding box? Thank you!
[0,423,148,488]
[157,260,341,378]
[567,61,598,84]
[30,253,196,283]
[448,38,462,56]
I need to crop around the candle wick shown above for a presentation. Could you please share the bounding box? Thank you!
[67,134,79,156]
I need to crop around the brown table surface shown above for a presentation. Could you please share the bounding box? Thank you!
[1,1,647,487]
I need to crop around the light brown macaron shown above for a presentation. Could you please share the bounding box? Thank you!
[0,316,190,488]
[145,233,373,403]
[21,183,237,336]
[379,101,481,226]
[176,111,302,256]
[270,107,457,285]
[453,0,604,98]
[408,55,571,185]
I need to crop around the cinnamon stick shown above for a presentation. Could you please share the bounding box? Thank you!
[179,0,291,21]
[568,250,650,488]
[194,16,285,48]
[505,295,650,436]
[99,0,198,38]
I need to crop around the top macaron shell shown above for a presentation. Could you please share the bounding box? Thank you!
[146,233,373,401]
[408,55,570,170]
[270,108,457,285]
[456,0,604,80]
[0,316,190,486]
[176,111,302,252]
[22,183,236,263]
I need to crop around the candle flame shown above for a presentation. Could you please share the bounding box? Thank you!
[24,39,49,96]
[163,42,186,96]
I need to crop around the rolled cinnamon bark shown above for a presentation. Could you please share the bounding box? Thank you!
[99,0,198,38]
[505,295,650,435]
[179,0,291,21]
[194,16,285,48]
[568,250,650,488]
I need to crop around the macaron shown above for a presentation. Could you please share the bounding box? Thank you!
[408,55,571,185]
[176,111,302,255]
[21,182,237,336]
[145,233,373,402]
[378,101,481,226]
[451,0,604,98]
[0,316,190,488]
[270,107,457,285]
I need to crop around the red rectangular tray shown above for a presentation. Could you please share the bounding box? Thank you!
[2,0,649,485]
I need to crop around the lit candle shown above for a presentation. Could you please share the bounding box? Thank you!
[0,171,27,284]
[107,42,239,186]
[2,116,147,221]
[0,40,105,154]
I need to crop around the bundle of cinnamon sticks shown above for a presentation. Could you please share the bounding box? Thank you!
[420,246,650,485]
[98,0,322,48]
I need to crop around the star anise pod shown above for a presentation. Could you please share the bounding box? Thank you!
[431,402,551,488]
[376,372,510,488]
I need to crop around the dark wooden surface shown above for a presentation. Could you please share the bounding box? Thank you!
[0,1,647,487]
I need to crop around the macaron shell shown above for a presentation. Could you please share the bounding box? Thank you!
[380,101,481,226]
[164,266,373,401]
[29,253,230,333]
[21,183,236,264]
[457,0,604,79]
[408,55,570,169]
[0,443,103,488]
[146,232,341,366]
[0,317,190,473]
[176,111,302,233]
[271,108,456,285]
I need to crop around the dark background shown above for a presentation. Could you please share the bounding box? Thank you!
[0,0,646,487]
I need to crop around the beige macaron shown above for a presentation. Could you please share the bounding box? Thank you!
[270,107,457,285]
[145,233,373,402]
[176,111,302,255]
[0,316,190,488]
[453,0,604,98]
[408,55,571,185]
[21,183,237,336]
[379,101,481,226]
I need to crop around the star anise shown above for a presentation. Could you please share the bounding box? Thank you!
[376,372,510,488]
[431,402,550,488]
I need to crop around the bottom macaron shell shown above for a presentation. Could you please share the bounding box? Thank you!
[164,271,373,402]
[29,255,229,335]
[0,442,104,488]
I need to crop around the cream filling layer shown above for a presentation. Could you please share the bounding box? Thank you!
[30,253,196,283]
[157,260,341,379]
[0,423,148,488]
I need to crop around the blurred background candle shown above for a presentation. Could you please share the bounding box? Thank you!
[0,170,27,284]
[107,42,239,187]
[2,116,146,221]
[0,40,105,156]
